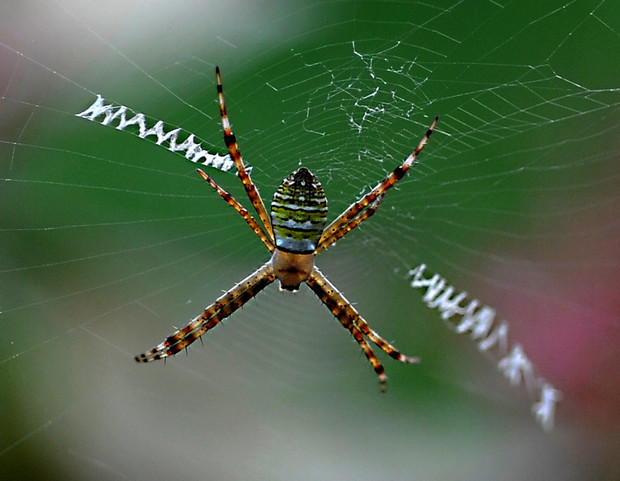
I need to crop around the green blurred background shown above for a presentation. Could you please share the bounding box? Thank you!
[1,0,618,480]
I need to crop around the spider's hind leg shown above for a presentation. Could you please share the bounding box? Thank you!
[344,318,389,392]
[306,267,418,391]
[135,260,276,363]
[355,317,419,365]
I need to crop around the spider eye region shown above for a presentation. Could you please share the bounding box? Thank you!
[271,167,328,254]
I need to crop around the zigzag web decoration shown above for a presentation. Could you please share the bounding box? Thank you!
[76,94,237,172]
[409,264,562,431]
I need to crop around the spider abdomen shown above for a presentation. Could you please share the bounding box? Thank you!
[271,167,328,254]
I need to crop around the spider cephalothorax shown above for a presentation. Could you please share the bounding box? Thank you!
[136,66,438,392]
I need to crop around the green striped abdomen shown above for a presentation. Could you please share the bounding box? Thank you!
[271,167,328,254]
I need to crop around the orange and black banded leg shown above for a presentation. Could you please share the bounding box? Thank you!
[352,316,418,364]
[316,194,385,253]
[306,268,389,391]
[345,317,388,392]
[215,67,274,238]
[309,267,418,363]
[196,168,275,251]
[136,261,276,362]
[319,117,438,249]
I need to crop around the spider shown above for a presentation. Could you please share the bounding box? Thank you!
[135,66,438,392]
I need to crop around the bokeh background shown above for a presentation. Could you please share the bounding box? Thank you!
[1,1,618,480]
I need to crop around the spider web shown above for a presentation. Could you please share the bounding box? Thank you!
[1,0,619,480]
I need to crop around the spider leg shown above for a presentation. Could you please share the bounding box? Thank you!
[317,116,438,252]
[307,267,418,391]
[306,268,387,391]
[314,193,384,254]
[215,67,274,239]
[308,267,418,362]
[341,314,388,392]
[135,261,276,363]
[197,169,275,251]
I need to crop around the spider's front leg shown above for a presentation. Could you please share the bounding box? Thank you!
[317,116,438,252]
[215,67,274,239]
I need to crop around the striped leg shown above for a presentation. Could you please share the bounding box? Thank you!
[339,314,388,392]
[135,261,276,362]
[307,267,418,391]
[317,116,438,252]
[308,267,418,363]
[197,168,275,251]
[314,194,384,254]
[216,67,274,239]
